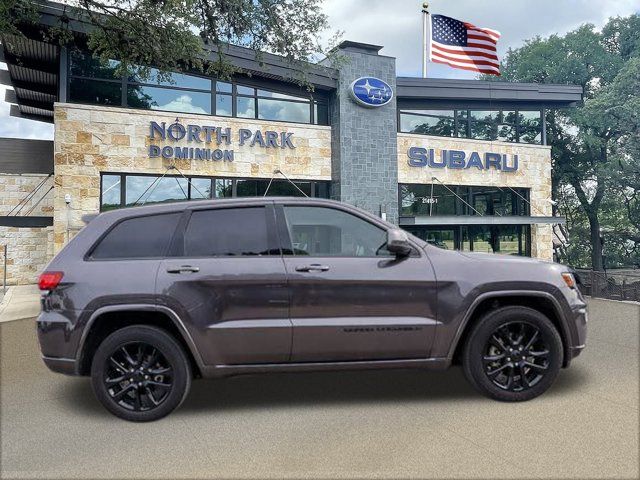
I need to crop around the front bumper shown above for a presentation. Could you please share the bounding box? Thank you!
[565,302,588,365]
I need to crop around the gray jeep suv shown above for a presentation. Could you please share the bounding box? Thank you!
[37,197,587,421]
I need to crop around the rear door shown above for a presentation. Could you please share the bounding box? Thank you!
[156,203,291,366]
[276,203,438,363]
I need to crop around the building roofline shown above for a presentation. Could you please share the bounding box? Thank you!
[396,77,583,107]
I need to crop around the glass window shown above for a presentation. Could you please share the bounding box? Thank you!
[70,49,120,79]
[257,90,306,101]
[184,207,270,256]
[126,176,189,207]
[216,81,232,93]
[190,178,212,199]
[314,103,329,125]
[237,85,255,95]
[129,67,211,90]
[101,175,121,211]
[70,78,122,106]
[214,179,233,198]
[236,96,256,118]
[215,93,232,116]
[236,179,258,197]
[283,206,389,257]
[91,213,180,259]
[314,181,330,199]
[258,98,310,123]
[400,110,455,136]
[400,184,457,216]
[518,111,542,144]
[127,86,211,114]
[260,180,311,197]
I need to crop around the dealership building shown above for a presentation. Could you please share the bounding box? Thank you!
[0,1,582,285]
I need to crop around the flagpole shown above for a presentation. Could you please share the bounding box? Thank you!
[422,2,430,78]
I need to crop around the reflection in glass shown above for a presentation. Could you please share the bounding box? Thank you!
[262,180,311,197]
[70,49,120,79]
[127,86,211,114]
[257,90,306,101]
[216,81,232,93]
[258,98,310,123]
[237,85,255,95]
[101,175,121,211]
[215,94,232,116]
[401,113,455,136]
[236,179,258,197]
[214,179,233,198]
[129,67,211,90]
[70,78,122,106]
[236,97,256,118]
[126,176,189,206]
[518,111,542,144]
[190,178,212,199]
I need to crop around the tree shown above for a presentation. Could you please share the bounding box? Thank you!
[0,0,333,86]
[486,16,640,270]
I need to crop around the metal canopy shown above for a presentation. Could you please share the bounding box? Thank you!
[0,34,58,123]
[396,77,583,109]
[400,215,566,226]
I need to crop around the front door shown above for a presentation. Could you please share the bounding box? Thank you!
[276,204,438,363]
[155,204,291,366]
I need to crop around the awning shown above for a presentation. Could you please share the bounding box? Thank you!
[400,215,566,226]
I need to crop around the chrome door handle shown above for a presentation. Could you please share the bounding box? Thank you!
[166,265,200,274]
[295,264,330,272]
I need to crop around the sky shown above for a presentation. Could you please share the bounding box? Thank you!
[1,0,639,141]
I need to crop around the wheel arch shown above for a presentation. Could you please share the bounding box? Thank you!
[76,305,204,377]
[449,292,572,368]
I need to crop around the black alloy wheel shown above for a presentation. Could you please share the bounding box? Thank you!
[91,325,191,422]
[104,342,173,412]
[462,306,563,402]
[482,321,550,391]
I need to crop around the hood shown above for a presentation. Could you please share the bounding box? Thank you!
[457,250,554,265]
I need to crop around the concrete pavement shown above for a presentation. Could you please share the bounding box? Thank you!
[1,298,638,479]
[0,285,41,323]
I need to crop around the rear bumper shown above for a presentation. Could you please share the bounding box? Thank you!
[37,310,82,375]
[42,355,78,375]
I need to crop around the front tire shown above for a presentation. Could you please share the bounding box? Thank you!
[462,306,563,402]
[90,325,191,422]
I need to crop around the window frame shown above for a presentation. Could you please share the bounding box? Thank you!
[85,211,183,261]
[171,204,281,258]
[99,172,331,212]
[67,48,330,125]
[274,203,421,259]
[398,108,543,144]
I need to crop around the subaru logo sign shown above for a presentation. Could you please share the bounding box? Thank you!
[349,77,393,107]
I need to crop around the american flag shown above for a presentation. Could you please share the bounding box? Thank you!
[429,14,501,76]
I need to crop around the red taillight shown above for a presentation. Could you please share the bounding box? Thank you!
[38,271,64,290]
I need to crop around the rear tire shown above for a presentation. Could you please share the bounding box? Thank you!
[462,306,563,402]
[90,325,191,421]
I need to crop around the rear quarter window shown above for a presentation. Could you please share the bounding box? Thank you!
[90,213,181,259]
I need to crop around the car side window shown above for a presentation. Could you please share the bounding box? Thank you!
[91,213,181,259]
[282,206,391,257]
[184,207,273,256]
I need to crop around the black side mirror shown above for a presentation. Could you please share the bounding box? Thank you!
[387,229,412,257]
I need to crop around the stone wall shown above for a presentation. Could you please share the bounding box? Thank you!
[0,174,54,285]
[53,103,332,252]
[397,134,554,260]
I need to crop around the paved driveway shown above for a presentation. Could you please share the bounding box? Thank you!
[1,299,638,479]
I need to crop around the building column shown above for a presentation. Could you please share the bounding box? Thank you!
[323,42,399,223]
